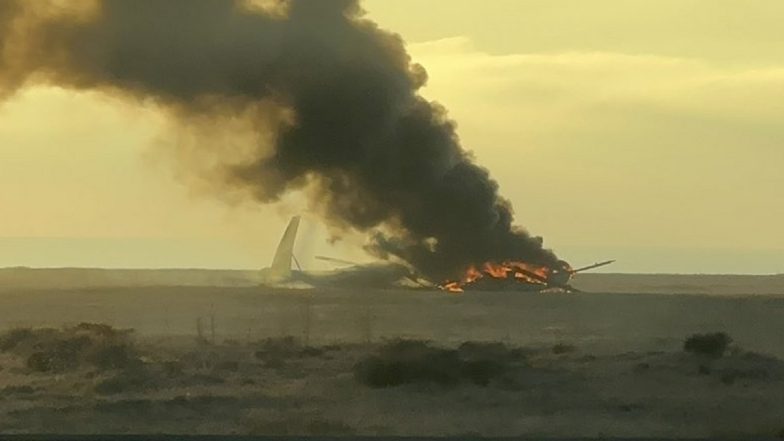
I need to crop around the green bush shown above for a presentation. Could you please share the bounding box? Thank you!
[683,332,732,358]
[354,339,525,388]
[355,340,462,388]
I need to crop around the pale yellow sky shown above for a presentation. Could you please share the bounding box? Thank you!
[1,1,783,273]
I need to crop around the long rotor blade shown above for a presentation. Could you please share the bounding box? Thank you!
[315,255,358,266]
[571,260,616,273]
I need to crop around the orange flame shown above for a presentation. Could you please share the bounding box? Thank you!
[439,260,567,293]
[441,281,464,293]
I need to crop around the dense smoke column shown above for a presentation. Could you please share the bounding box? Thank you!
[0,0,561,279]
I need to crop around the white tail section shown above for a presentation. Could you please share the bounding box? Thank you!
[265,216,300,281]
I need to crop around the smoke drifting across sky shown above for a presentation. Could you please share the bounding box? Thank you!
[0,0,560,279]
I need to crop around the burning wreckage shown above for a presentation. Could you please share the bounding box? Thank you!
[439,260,615,293]
[260,217,613,293]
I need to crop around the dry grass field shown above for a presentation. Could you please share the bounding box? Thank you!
[0,268,783,437]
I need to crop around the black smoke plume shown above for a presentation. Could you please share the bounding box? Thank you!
[0,0,561,279]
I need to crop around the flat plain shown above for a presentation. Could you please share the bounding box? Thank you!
[0,268,782,438]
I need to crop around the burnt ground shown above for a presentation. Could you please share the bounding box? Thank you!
[0,271,782,437]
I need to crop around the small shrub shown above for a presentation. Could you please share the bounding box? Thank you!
[633,362,650,373]
[249,417,349,436]
[93,378,125,395]
[216,360,240,372]
[255,336,300,357]
[1,385,35,395]
[720,372,736,385]
[684,332,732,358]
[552,343,577,355]
[254,336,323,365]
[94,369,153,395]
[161,361,184,377]
[458,341,526,363]
[461,359,506,386]
[306,419,354,436]
[261,358,287,369]
[719,368,769,386]
[26,350,79,372]
[88,344,138,370]
[301,346,324,357]
[190,373,225,385]
[73,323,122,338]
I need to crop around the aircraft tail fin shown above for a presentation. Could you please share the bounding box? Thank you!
[267,216,300,280]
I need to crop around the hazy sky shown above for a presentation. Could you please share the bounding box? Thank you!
[1,0,782,273]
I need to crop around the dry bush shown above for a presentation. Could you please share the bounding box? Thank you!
[304,419,355,436]
[719,368,770,385]
[1,385,36,395]
[0,328,38,351]
[458,341,527,362]
[254,336,301,356]
[247,416,355,436]
[253,336,324,367]
[94,368,154,395]
[354,339,525,388]
[0,323,139,373]
[552,343,577,355]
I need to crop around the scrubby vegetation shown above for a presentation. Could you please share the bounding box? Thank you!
[252,336,327,370]
[248,417,355,436]
[552,343,577,354]
[89,335,330,396]
[1,385,36,395]
[0,323,140,373]
[353,339,526,388]
[683,332,732,358]
[0,321,781,436]
[94,368,155,395]
[254,336,323,359]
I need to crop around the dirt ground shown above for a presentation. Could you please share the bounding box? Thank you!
[0,269,783,437]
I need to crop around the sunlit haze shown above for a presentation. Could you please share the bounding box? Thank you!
[1,0,782,273]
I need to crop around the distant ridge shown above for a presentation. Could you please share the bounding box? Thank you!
[0,267,259,291]
[0,267,782,295]
[573,272,784,296]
